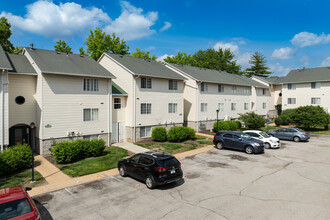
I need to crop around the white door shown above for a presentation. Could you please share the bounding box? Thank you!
[111,122,125,143]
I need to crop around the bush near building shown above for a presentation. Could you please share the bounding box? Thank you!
[213,121,240,132]
[0,144,33,174]
[152,127,167,142]
[291,106,330,129]
[167,126,196,142]
[52,139,106,164]
[239,112,266,129]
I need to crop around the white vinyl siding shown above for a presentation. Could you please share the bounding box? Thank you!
[141,103,152,114]
[201,103,208,112]
[218,103,224,112]
[140,126,151,137]
[83,79,99,91]
[114,98,121,109]
[311,82,321,89]
[218,84,224,93]
[168,103,177,113]
[288,98,296,104]
[201,83,208,92]
[169,80,178,90]
[141,77,152,89]
[311,97,321,105]
[83,108,98,121]
[288,84,296,90]
[231,103,236,111]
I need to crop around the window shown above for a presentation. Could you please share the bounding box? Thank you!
[288,98,296,104]
[311,82,321,89]
[114,98,121,109]
[141,103,152,114]
[139,156,154,165]
[83,79,99,91]
[218,84,224,93]
[223,133,233,138]
[262,89,266,95]
[201,83,208,92]
[83,135,98,140]
[231,103,236,111]
[131,155,140,163]
[244,87,250,95]
[141,77,152,89]
[0,198,33,219]
[288,84,296,90]
[140,126,151,137]
[218,103,224,112]
[201,103,208,112]
[244,103,249,110]
[169,80,178,90]
[232,85,237,94]
[83,108,99,121]
[263,102,266,109]
[311,97,321,105]
[168,103,177,113]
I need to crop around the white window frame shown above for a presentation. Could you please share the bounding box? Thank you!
[244,103,249,110]
[231,103,236,111]
[288,84,296,90]
[262,102,266,109]
[218,103,224,112]
[83,135,98,140]
[288,98,296,104]
[311,82,321,89]
[114,98,121,109]
[232,85,237,94]
[201,103,208,112]
[83,79,99,91]
[141,77,152,89]
[244,87,250,95]
[140,126,151,138]
[169,80,178,90]
[311,97,321,105]
[141,103,152,114]
[218,84,224,93]
[201,83,208,92]
[168,103,178,113]
[83,108,99,121]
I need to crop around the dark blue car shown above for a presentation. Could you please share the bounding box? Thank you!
[213,131,264,154]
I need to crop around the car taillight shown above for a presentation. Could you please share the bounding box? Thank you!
[302,133,307,135]
[178,162,181,166]
[155,167,166,171]
[214,136,216,140]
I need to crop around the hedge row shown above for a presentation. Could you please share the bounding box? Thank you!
[213,120,241,132]
[152,126,196,142]
[52,139,106,164]
[239,112,266,129]
[0,144,33,174]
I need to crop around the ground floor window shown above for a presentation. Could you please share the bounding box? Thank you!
[244,103,249,110]
[83,135,98,140]
[168,103,177,113]
[201,103,208,112]
[141,103,152,114]
[288,98,296,104]
[311,97,321,105]
[140,126,151,138]
[83,108,99,121]
[218,103,224,112]
[262,102,266,109]
[231,103,236,111]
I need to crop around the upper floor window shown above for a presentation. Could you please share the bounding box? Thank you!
[232,85,237,94]
[169,80,178,90]
[288,84,296,90]
[141,103,152,114]
[218,84,224,93]
[201,83,208,92]
[168,103,177,113]
[262,89,266,95]
[83,108,98,121]
[311,82,321,89]
[244,87,250,95]
[114,98,121,109]
[311,97,321,105]
[83,79,98,91]
[288,98,296,104]
[141,77,152,89]
[218,103,224,112]
[201,103,208,112]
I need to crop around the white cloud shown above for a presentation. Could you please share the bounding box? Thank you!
[160,21,172,32]
[291,32,330,47]
[157,54,173,62]
[321,57,330,67]
[271,47,297,60]
[146,46,155,51]
[236,52,251,69]
[1,0,110,39]
[231,37,247,45]
[104,1,158,40]
[300,56,310,67]
[269,63,293,76]
[213,42,239,54]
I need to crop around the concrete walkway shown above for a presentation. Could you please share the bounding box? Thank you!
[112,142,148,153]
[196,132,214,139]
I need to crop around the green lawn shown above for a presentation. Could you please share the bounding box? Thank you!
[0,170,44,189]
[60,146,129,177]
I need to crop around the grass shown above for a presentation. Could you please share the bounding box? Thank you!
[298,127,330,135]
[60,146,129,177]
[0,170,44,189]
[197,140,213,145]
[194,136,206,140]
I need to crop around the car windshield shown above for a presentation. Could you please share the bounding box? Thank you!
[260,132,270,138]
[240,133,252,140]
[0,198,33,219]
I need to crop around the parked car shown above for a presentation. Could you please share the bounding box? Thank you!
[268,127,310,142]
[0,186,40,220]
[213,131,265,154]
[118,150,183,189]
[243,130,280,149]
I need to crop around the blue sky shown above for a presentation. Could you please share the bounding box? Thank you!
[1,0,330,76]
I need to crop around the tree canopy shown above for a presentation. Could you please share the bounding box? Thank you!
[12,46,23,55]
[0,17,14,53]
[84,27,129,60]
[54,40,72,54]
[130,48,157,60]
[245,52,272,77]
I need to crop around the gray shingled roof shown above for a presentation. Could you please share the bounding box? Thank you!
[7,53,37,75]
[253,76,285,85]
[168,63,268,88]
[105,53,186,80]
[281,67,330,83]
[25,48,115,78]
[0,46,13,70]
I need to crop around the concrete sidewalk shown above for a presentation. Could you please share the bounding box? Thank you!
[112,142,148,153]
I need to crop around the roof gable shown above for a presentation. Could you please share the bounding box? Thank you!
[0,45,13,70]
[7,53,37,75]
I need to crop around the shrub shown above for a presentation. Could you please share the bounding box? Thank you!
[275,115,290,126]
[0,144,33,174]
[167,126,195,142]
[239,112,266,129]
[213,121,239,132]
[152,127,167,142]
[52,139,106,164]
[291,105,330,128]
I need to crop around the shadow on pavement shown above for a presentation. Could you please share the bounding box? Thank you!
[33,199,54,220]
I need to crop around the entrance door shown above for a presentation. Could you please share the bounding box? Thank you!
[277,105,282,116]
[9,125,31,146]
[111,122,126,143]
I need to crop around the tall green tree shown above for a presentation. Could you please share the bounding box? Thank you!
[12,46,23,54]
[79,47,87,55]
[245,52,272,77]
[84,27,129,60]
[54,40,72,53]
[164,52,197,65]
[0,17,14,52]
[130,48,157,60]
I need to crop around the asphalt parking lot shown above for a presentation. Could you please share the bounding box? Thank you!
[34,135,330,220]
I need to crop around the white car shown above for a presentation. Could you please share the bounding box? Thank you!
[243,130,280,149]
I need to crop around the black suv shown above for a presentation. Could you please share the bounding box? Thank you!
[118,150,183,189]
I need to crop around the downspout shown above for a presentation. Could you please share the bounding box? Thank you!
[133,75,140,142]
[108,79,111,146]
[1,69,4,151]
[196,82,199,131]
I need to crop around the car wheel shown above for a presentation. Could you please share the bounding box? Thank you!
[145,175,156,189]
[293,136,300,142]
[245,146,254,154]
[265,143,271,149]
[216,141,224,149]
[119,165,127,177]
